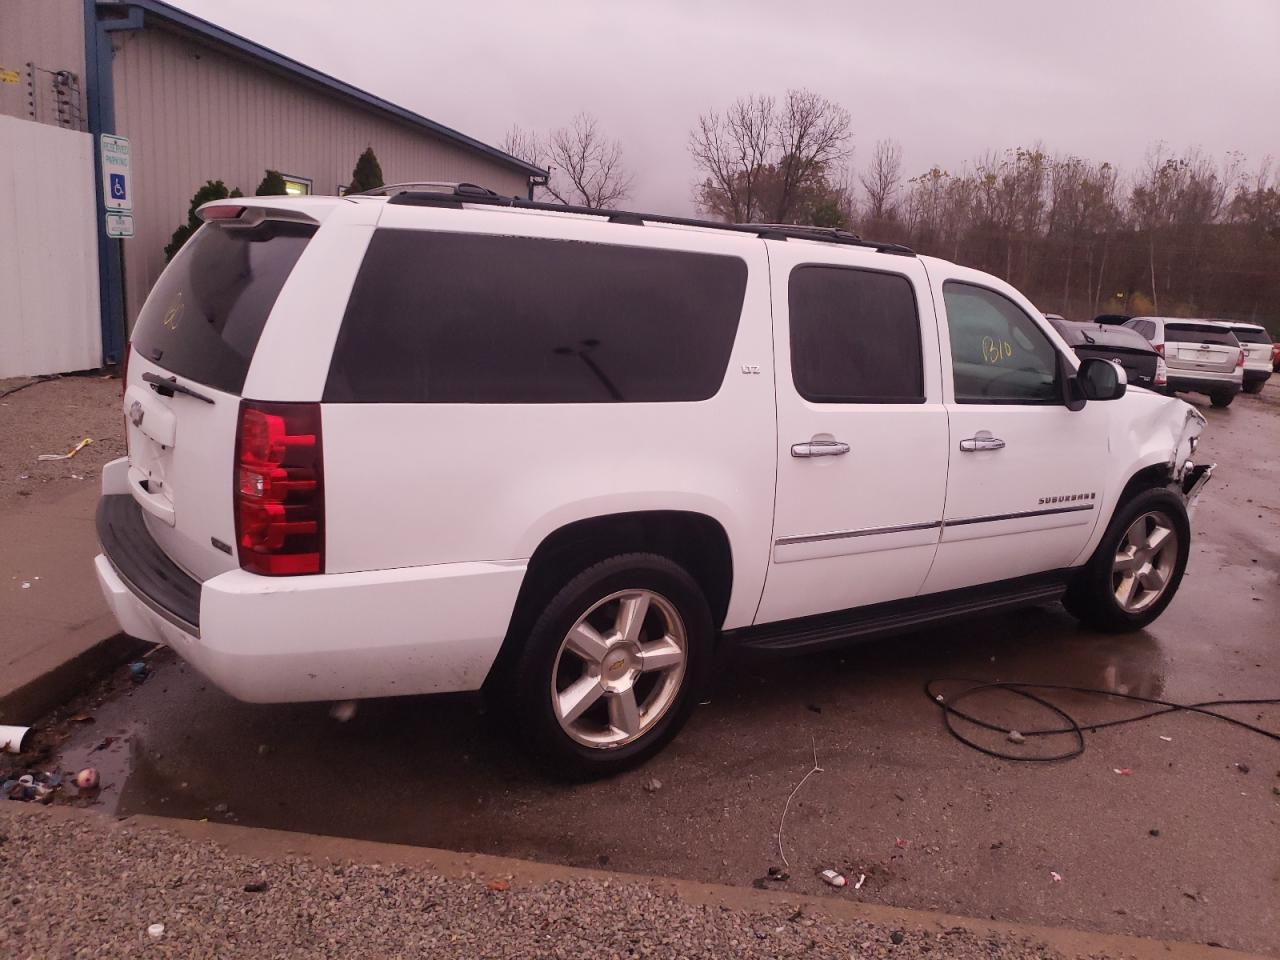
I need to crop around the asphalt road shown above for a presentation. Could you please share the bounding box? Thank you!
[42,384,1280,954]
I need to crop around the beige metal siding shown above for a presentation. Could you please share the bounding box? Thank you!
[0,0,87,126]
[112,25,529,327]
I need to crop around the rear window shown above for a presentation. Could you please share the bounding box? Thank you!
[1230,326,1273,344]
[1164,323,1239,346]
[132,221,316,394]
[324,230,748,403]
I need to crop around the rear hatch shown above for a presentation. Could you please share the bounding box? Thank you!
[1228,325,1273,369]
[1163,322,1239,374]
[123,212,317,581]
[1053,321,1159,389]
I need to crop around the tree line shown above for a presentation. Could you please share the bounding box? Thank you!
[507,93,1279,330]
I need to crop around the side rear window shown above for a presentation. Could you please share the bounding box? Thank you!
[324,230,748,403]
[788,265,924,403]
[132,220,316,394]
[1165,324,1238,346]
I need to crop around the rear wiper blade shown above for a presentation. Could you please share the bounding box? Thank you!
[142,372,215,405]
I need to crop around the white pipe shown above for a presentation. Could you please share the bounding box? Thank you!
[0,725,32,754]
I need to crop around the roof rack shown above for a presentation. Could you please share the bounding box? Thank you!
[382,183,915,255]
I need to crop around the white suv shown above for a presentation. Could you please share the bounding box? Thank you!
[1125,316,1244,407]
[1223,321,1274,394]
[95,187,1213,776]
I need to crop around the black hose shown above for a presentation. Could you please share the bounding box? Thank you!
[926,678,1280,762]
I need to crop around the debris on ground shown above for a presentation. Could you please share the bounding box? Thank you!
[3,771,60,803]
[128,661,149,683]
[891,930,906,945]
[1113,768,1132,776]
[243,881,269,893]
[1050,871,1063,883]
[766,866,789,881]
[1149,828,1160,837]
[1006,730,1026,745]
[1,725,31,754]
[1236,763,1250,774]
[894,837,910,849]
[75,768,99,791]
[486,879,510,892]
[146,923,165,939]
[36,437,93,462]
[642,777,663,793]
[819,869,846,888]
[776,738,823,869]
[853,873,867,890]
[1159,735,1173,742]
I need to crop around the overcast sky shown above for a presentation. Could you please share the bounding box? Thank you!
[171,0,1279,212]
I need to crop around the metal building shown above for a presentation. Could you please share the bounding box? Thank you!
[0,0,547,377]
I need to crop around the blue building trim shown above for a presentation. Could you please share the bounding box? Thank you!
[83,0,143,366]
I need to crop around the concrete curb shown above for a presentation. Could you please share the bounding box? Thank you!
[2,803,1265,960]
[0,631,147,723]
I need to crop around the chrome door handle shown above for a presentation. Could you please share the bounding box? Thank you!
[791,440,850,458]
[959,436,1006,452]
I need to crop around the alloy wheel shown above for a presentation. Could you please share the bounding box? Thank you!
[550,589,687,749]
[1111,511,1179,613]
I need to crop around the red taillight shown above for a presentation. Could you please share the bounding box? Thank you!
[234,401,324,576]
[1237,348,1245,369]
[1153,342,1164,355]
[202,204,245,221]
[121,342,131,397]
[1272,343,1280,364]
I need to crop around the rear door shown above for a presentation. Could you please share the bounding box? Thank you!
[1163,322,1239,375]
[124,213,318,580]
[756,244,948,624]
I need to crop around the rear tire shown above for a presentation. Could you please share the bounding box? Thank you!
[1063,487,1189,633]
[1242,380,1264,395]
[504,553,713,779]
[1210,391,1235,407]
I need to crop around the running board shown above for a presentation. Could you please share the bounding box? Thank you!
[725,570,1072,658]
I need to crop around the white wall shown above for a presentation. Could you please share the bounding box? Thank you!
[0,115,102,378]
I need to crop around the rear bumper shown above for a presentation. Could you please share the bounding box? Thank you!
[1166,373,1240,396]
[95,491,526,703]
[1243,367,1271,386]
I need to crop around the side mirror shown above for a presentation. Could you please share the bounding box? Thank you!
[1077,357,1128,402]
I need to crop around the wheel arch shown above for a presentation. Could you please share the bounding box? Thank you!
[485,510,735,688]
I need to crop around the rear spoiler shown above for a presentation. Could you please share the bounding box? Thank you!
[196,202,320,227]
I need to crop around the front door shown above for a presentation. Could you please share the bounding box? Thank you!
[756,245,949,625]
[922,277,1109,595]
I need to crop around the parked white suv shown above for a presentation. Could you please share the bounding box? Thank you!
[1125,316,1244,407]
[1223,321,1273,394]
[95,187,1213,776]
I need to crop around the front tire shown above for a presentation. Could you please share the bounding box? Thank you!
[1063,487,1190,633]
[1210,391,1235,407]
[507,553,713,779]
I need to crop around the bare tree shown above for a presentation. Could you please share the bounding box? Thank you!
[859,139,903,223]
[689,89,851,223]
[689,94,775,222]
[543,113,635,209]
[501,125,546,170]
[503,115,634,209]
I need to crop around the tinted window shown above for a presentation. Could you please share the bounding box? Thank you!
[324,230,748,403]
[943,282,1060,404]
[1230,325,1272,344]
[132,221,316,394]
[1165,323,1239,346]
[788,266,924,403]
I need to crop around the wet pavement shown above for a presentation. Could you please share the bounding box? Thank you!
[42,386,1280,955]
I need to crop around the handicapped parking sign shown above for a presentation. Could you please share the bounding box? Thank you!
[100,134,132,212]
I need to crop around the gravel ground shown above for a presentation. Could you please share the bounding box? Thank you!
[0,809,1072,960]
